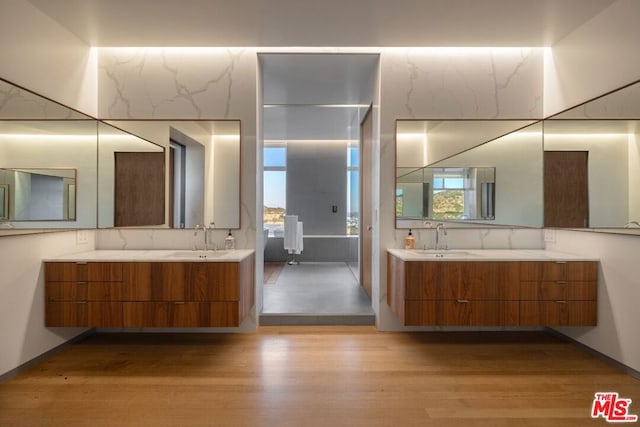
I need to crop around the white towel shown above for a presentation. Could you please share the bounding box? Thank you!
[295,221,304,254]
[284,215,299,251]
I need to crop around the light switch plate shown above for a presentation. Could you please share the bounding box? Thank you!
[544,229,556,243]
[76,230,89,244]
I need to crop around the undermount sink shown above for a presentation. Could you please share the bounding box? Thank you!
[167,250,229,259]
[412,250,474,258]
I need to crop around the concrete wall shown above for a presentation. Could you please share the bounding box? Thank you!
[286,140,348,235]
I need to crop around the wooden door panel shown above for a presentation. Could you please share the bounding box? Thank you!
[207,263,239,301]
[154,263,186,301]
[123,262,153,300]
[405,262,438,300]
[544,151,588,228]
[114,151,165,227]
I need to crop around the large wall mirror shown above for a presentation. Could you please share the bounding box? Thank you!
[0,79,97,233]
[544,80,640,233]
[98,120,241,230]
[396,119,543,228]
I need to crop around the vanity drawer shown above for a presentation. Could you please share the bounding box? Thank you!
[46,302,122,327]
[438,262,520,300]
[46,282,123,301]
[520,301,597,326]
[404,300,519,326]
[45,262,124,282]
[122,302,240,327]
[436,300,519,326]
[519,261,597,282]
[519,281,596,301]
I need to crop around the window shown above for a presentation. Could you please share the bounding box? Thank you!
[264,145,286,237]
[432,170,466,219]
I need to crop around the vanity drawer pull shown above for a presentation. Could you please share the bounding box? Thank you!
[555,281,568,284]
[74,301,88,304]
[76,261,88,265]
[174,301,186,305]
[554,261,567,264]
[456,299,470,303]
[76,282,88,285]
[554,300,567,304]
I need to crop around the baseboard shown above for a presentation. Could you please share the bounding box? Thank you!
[545,328,640,380]
[0,329,95,384]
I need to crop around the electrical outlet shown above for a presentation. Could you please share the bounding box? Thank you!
[76,230,89,244]
[544,229,556,243]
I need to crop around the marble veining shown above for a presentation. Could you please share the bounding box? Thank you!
[384,48,544,119]
[98,48,256,119]
[0,80,86,119]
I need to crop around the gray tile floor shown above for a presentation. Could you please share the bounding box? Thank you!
[262,262,374,315]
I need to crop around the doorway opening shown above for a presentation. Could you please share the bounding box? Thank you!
[259,53,379,325]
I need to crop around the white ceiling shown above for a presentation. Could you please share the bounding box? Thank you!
[27,0,615,47]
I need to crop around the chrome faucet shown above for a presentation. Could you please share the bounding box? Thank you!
[195,224,210,250]
[435,223,447,251]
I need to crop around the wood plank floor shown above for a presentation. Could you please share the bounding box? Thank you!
[1,327,638,426]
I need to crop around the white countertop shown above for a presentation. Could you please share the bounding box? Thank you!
[387,248,598,262]
[45,249,255,263]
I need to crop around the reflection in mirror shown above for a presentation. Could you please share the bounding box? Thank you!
[98,120,240,229]
[396,120,542,228]
[0,168,76,221]
[0,120,97,230]
[396,167,495,221]
[543,119,640,229]
[0,79,97,233]
[545,80,640,232]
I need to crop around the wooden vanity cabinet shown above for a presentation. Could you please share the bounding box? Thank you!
[387,253,598,327]
[390,256,520,326]
[45,262,124,327]
[120,259,254,327]
[519,261,597,326]
[45,254,255,328]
